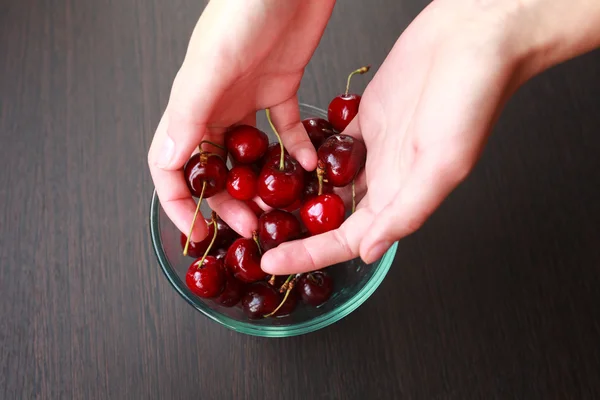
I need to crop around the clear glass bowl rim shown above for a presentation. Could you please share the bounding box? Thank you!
[148,103,398,337]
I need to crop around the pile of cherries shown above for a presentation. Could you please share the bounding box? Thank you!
[179,66,369,320]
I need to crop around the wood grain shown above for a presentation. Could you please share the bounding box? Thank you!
[1,0,600,398]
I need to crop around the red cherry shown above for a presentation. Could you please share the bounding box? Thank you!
[257,210,302,251]
[297,271,333,307]
[327,66,370,132]
[302,118,335,149]
[224,237,268,283]
[257,154,304,208]
[212,248,228,260]
[317,134,366,187]
[213,217,239,249]
[241,282,280,319]
[302,170,334,201]
[300,193,345,236]
[213,269,246,307]
[184,153,228,198]
[244,200,264,217]
[180,216,238,258]
[225,125,269,164]
[281,198,302,213]
[272,287,298,317]
[226,165,257,201]
[259,142,289,168]
[185,256,226,298]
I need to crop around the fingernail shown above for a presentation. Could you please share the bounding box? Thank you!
[365,241,390,264]
[155,135,175,168]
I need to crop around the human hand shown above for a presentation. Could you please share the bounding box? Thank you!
[148,0,335,241]
[260,0,600,274]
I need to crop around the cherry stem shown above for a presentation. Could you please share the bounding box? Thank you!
[344,65,370,96]
[351,179,356,214]
[196,216,218,269]
[265,108,285,171]
[182,181,207,257]
[268,275,276,286]
[252,231,262,255]
[264,275,294,318]
[199,140,226,152]
[316,166,325,196]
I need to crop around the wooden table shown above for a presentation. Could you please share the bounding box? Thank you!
[2,0,600,398]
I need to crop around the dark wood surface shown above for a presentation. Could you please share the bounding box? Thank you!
[2,0,600,398]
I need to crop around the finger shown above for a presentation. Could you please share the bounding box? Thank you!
[359,146,472,263]
[149,113,209,242]
[260,206,375,274]
[338,112,364,140]
[333,168,368,209]
[268,95,317,171]
[206,191,258,238]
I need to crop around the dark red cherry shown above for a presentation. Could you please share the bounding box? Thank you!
[257,155,304,208]
[298,271,333,307]
[185,256,226,298]
[241,282,280,319]
[259,142,289,168]
[213,217,239,248]
[224,237,267,283]
[302,118,335,149]
[300,193,345,236]
[184,152,228,198]
[302,170,334,201]
[212,248,228,260]
[257,210,302,251]
[181,216,238,257]
[225,125,269,164]
[317,134,366,187]
[245,200,264,217]
[327,66,370,132]
[226,165,257,201]
[213,269,246,307]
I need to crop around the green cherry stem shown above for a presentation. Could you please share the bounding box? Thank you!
[252,230,262,256]
[199,140,226,152]
[344,65,370,96]
[265,108,285,171]
[183,181,207,257]
[264,275,295,318]
[196,216,218,269]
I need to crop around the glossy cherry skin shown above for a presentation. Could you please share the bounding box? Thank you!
[241,281,280,319]
[213,248,228,260]
[298,271,333,307]
[226,165,257,201]
[185,256,226,298]
[225,125,269,164]
[300,193,345,236]
[257,155,305,208]
[302,118,335,149]
[213,269,246,307]
[317,134,367,187]
[302,170,334,201]
[225,238,268,283]
[257,210,302,251]
[184,153,228,198]
[327,94,361,133]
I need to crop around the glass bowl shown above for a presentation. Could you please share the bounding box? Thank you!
[149,103,398,337]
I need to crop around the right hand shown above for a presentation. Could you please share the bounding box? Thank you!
[148,0,335,241]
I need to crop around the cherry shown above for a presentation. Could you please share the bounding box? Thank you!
[327,66,370,132]
[317,134,366,187]
[241,281,280,319]
[213,217,239,249]
[297,270,333,307]
[224,236,268,283]
[272,287,298,317]
[225,125,269,164]
[300,193,345,236]
[213,247,228,260]
[226,165,257,201]
[259,142,288,168]
[257,210,302,251]
[302,118,335,149]
[213,269,246,307]
[302,170,333,201]
[184,152,228,198]
[256,109,304,208]
[185,256,226,298]
[180,215,238,257]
